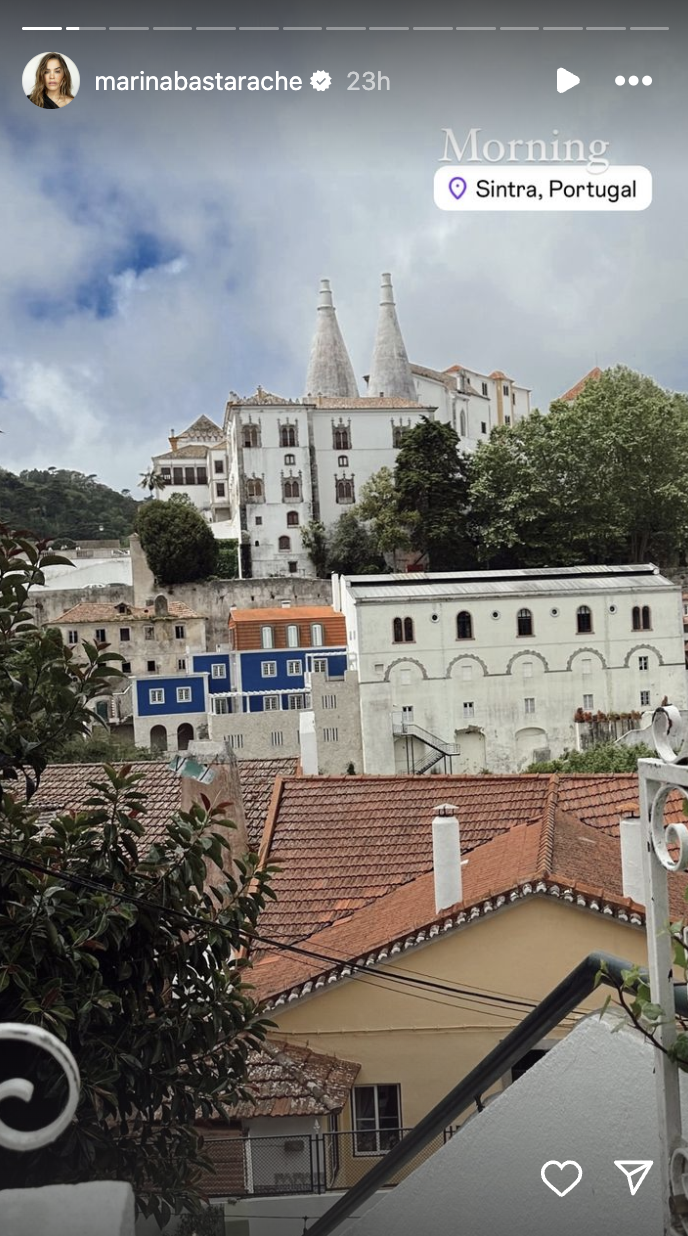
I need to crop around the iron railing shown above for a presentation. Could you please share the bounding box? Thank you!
[201,1126,452,1198]
[304,952,688,1236]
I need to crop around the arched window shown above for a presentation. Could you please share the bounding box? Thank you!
[576,605,592,634]
[338,455,349,468]
[261,626,274,649]
[642,605,651,630]
[336,478,355,504]
[284,477,301,501]
[632,606,640,631]
[333,425,351,451]
[456,611,473,640]
[242,423,260,448]
[246,477,264,501]
[284,453,296,466]
[459,409,467,437]
[278,535,291,551]
[280,424,297,447]
[286,624,300,648]
[393,617,414,644]
[517,608,533,637]
[311,623,324,647]
[286,510,300,527]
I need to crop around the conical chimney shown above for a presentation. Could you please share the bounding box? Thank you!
[305,279,359,398]
[367,273,417,401]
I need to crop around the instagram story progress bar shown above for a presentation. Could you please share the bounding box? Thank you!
[434,166,652,211]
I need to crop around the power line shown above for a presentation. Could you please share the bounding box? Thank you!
[0,845,598,1019]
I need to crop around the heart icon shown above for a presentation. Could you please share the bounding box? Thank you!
[449,176,467,201]
[541,1160,583,1197]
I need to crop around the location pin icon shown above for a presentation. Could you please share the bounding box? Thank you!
[449,176,467,200]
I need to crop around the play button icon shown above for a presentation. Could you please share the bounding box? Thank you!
[557,66,580,93]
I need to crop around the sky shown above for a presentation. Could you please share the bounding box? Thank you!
[1,0,685,493]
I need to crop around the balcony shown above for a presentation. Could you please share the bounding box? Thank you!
[200,1127,453,1198]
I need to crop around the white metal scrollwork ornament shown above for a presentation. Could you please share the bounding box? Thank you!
[650,707,688,874]
[0,1023,80,1150]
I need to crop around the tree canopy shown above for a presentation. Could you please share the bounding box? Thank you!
[0,468,139,542]
[395,418,475,570]
[137,497,219,586]
[526,741,654,774]
[0,529,273,1224]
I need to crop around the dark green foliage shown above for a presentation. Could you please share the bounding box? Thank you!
[526,741,655,773]
[470,367,688,567]
[0,528,274,1224]
[326,513,385,576]
[0,468,139,541]
[0,527,125,800]
[177,1206,225,1235]
[394,418,476,570]
[301,520,330,577]
[52,731,161,764]
[137,499,219,586]
[212,540,240,579]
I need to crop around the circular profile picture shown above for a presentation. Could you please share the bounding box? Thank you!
[23,52,80,110]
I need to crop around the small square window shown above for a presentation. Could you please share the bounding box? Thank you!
[261,661,277,678]
[147,660,157,673]
[145,626,155,640]
[264,695,281,711]
[214,459,224,474]
[463,701,475,719]
[287,659,303,676]
[121,661,131,674]
[255,516,263,526]
[177,658,187,671]
[175,625,185,640]
[95,628,106,643]
[67,629,79,645]
[289,694,306,710]
[583,693,594,711]
[149,688,164,705]
[313,658,328,675]
[216,482,226,498]
[288,561,298,573]
[524,697,536,714]
[119,627,131,641]
[638,655,649,672]
[211,663,227,679]
[176,686,192,703]
[640,690,651,707]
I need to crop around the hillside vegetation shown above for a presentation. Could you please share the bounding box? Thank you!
[0,467,140,541]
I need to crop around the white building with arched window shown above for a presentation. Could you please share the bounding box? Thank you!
[334,564,687,774]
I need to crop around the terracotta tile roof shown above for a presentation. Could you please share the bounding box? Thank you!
[229,607,346,652]
[252,805,688,1006]
[153,445,210,460]
[255,773,687,949]
[177,414,223,438]
[225,1041,360,1119]
[410,363,457,388]
[230,606,340,624]
[558,366,603,402]
[54,601,201,623]
[31,757,297,853]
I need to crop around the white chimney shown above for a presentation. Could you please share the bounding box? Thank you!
[432,804,462,914]
[299,710,319,775]
[620,815,645,906]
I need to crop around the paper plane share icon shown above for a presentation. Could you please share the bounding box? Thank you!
[614,1160,654,1196]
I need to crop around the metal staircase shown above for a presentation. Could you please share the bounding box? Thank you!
[391,715,461,774]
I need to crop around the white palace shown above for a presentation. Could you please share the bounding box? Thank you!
[147,274,531,577]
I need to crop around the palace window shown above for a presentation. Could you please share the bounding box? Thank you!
[286,510,299,527]
[280,423,298,448]
[246,477,264,501]
[333,424,352,451]
[576,605,592,634]
[463,701,475,720]
[456,611,473,640]
[503,383,509,396]
[338,455,349,467]
[242,423,260,448]
[632,605,652,631]
[288,561,298,573]
[261,626,274,649]
[352,1084,401,1156]
[640,690,651,707]
[482,382,489,397]
[392,425,409,448]
[638,655,649,672]
[196,466,207,484]
[336,477,355,505]
[481,421,487,434]
[393,616,414,644]
[216,482,226,498]
[185,467,196,485]
[524,697,536,715]
[283,476,302,501]
[173,467,184,484]
[284,453,296,466]
[278,535,291,551]
[583,693,594,711]
[214,459,224,474]
[517,608,533,637]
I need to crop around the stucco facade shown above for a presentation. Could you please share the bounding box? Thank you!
[336,565,687,774]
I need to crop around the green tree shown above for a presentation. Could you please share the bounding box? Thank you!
[469,368,688,567]
[136,499,218,586]
[326,512,385,576]
[356,467,410,566]
[301,520,330,577]
[526,741,655,773]
[51,731,161,764]
[0,469,139,542]
[394,418,476,570]
[213,540,239,579]
[0,530,273,1224]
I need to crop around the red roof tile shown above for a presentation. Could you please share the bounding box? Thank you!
[557,367,603,402]
[54,601,201,623]
[225,1041,360,1119]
